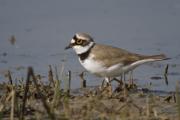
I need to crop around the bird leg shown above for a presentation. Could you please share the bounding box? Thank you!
[100,77,113,95]
[101,77,111,87]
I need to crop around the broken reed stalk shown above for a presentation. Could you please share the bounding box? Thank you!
[48,65,55,87]
[122,73,128,98]
[7,70,13,85]
[173,92,176,103]
[20,67,31,120]
[68,71,71,93]
[52,66,61,108]
[15,92,20,120]
[79,72,86,88]
[52,79,61,108]
[164,64,169,76]
[55,65,59,81]
[164,64,169,85]
[0,91,12,112]
[28,67,55,120]
[65,71,71,95]
[10,89,15,120]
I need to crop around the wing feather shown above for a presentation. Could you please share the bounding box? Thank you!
[91,44,142,67]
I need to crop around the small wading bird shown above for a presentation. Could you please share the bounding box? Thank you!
[65,33,169,87]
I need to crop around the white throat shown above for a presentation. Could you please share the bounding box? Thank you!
[73,42,95,54]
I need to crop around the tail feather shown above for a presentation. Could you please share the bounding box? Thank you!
[144,54,170,61]
[128,54,170,70]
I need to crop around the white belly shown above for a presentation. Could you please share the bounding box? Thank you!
[79,57,127,77]
[79,58,106,76]
[79,54,158,78]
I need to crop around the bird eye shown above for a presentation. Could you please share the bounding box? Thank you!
[76,39,83,45]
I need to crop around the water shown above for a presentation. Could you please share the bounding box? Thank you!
[0,0,180,92]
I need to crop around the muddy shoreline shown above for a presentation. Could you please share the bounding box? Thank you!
[0,67,179,120]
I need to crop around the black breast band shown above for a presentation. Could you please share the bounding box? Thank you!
[77,43,95,61]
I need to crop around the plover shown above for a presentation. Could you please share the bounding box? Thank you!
[65,33,168,83]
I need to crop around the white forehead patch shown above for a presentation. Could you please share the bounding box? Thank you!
[76,33,89,41]
[71,39,75,43]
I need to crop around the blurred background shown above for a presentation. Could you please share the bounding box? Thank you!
[0,0,180,91]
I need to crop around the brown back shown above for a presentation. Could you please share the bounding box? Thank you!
[91,44,144,67]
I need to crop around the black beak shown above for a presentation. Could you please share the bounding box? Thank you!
[65,43,72,50]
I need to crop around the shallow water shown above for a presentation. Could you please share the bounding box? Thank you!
[0,0,180,92]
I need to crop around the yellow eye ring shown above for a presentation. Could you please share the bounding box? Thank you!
[76,39,83,44]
